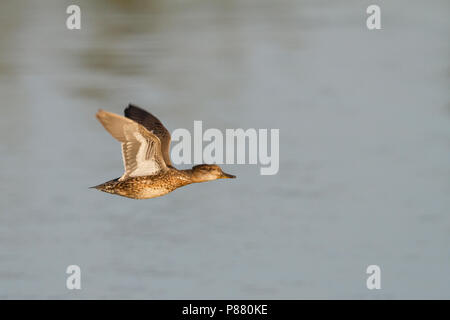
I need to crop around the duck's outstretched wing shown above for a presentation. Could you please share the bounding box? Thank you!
[96,109,168,181]
[124,104,173,167]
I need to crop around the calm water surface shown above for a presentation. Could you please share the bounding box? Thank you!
[0,0,449,298]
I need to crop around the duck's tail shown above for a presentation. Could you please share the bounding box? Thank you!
[89,178,119,191]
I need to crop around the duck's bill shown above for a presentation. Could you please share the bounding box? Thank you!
[221,172,236,179]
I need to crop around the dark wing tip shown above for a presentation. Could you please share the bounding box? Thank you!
[125,103,141,113]
[126,103,139,109]
[124,103,151,119]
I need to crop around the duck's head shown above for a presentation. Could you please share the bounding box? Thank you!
[190,164,236,183]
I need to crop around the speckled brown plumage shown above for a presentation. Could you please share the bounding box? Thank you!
[92,168,193,199]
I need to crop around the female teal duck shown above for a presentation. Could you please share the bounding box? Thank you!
[92,104,235,199]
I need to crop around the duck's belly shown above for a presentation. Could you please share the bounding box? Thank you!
[101,172,190,199]
[136,187,171,199]
[112,185,172,199]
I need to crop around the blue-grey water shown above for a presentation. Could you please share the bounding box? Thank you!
[0,0,449,299]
